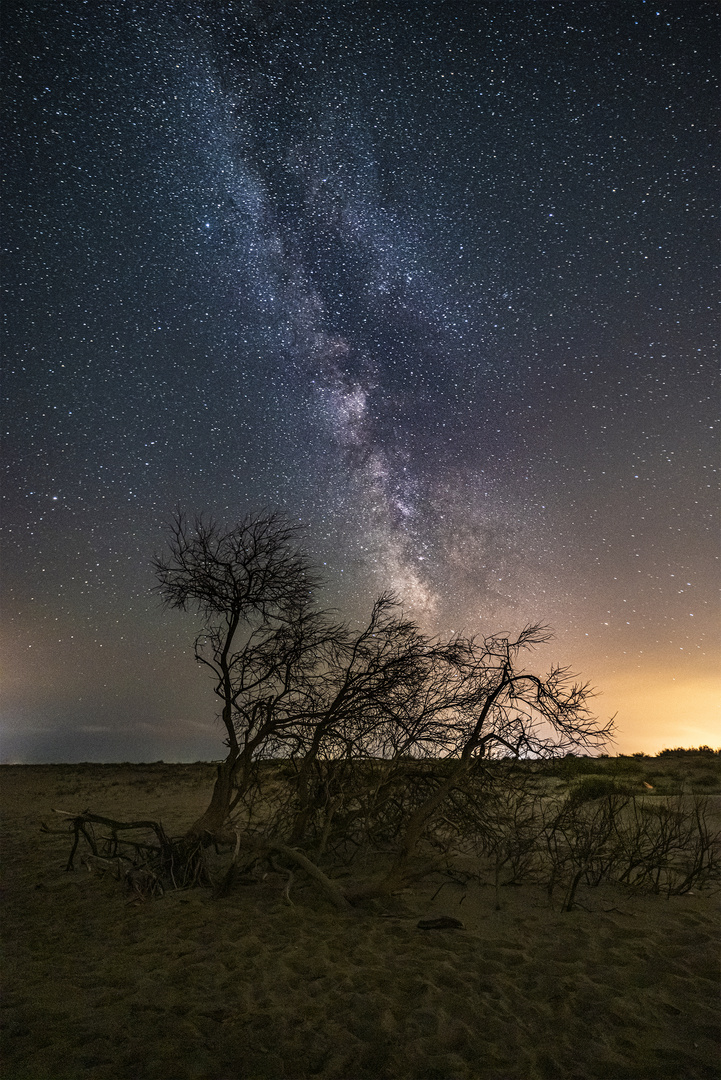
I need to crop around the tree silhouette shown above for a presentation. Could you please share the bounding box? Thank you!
[51,510,614,906]
[152,511,325,837]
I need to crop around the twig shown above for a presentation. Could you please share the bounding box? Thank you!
[430,881,449,903]
[269,855,295,906]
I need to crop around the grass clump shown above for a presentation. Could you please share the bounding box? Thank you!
[567,775,628,805]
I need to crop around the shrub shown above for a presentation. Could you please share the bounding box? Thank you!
[567,775,625,805]
[548,755,609,780]
[611,757,644,775]
[658,746,720,757]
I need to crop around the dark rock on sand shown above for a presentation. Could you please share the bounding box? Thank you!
[417,916,465,930]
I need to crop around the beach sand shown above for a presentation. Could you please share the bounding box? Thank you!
[2,764,719,1080]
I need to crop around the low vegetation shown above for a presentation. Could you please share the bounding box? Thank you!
[40,752,720,913]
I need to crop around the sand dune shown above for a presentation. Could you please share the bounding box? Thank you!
[1,764,719,1079]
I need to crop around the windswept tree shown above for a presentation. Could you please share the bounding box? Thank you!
[51,510,614,907]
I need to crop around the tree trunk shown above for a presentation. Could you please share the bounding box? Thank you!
[342,763,472,904]
[289,756,315,843]
[185,751,239,841]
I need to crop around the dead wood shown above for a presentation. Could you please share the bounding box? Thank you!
[264,840,353,912]
[80,854,130,879]
[44,809,217,891]
[213,831,354,912]
[125,866,165,904]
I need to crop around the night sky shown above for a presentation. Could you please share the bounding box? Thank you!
[2,1,718,762]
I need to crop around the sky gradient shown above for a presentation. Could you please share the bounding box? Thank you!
[2,0,718,762]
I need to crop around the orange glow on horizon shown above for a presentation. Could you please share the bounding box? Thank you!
[598,667,721,756]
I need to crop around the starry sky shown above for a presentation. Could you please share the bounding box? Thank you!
[2,0,718,762]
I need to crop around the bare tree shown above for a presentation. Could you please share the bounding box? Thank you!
[344,625,612,900]
[152,511,323,838]
[50,509,616,910]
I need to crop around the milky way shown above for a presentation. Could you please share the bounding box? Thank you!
[3,1,718,761]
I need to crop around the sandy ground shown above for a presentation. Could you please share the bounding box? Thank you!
[1,764,719,1080]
